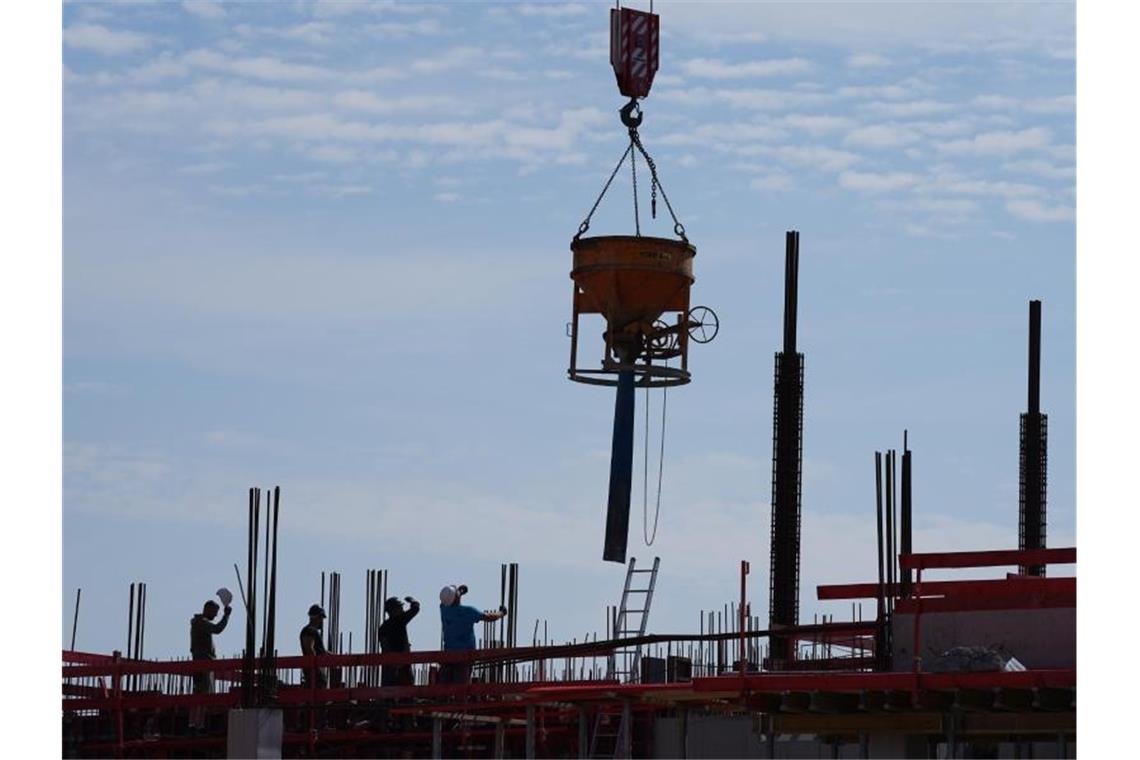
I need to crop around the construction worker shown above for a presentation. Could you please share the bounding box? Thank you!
[379,596,421,687]
[438,584,506,685]
[300,604,328,688]
[188,599,232,731]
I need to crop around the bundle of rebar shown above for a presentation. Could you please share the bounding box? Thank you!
[126,581,147,690]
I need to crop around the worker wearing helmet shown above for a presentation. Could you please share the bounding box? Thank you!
[438,584,506,685]
[189,598,231,732]
[300,604,329,688]
[379,595,421,687]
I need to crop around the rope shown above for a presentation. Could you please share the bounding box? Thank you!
[643,368,668,546]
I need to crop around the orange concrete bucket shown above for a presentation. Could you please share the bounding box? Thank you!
[570,235,695,331]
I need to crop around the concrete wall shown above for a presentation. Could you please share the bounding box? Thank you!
[892,607,1076,671]
[651,715,1075,759]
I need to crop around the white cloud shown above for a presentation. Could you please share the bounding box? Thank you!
[844,123,920,148]
[864,99,954,117]
[184,49,332,82]
[518,3,588,17]
[937,127,1052,156]
[780,114,855,135]
[434,192,462,203]
[839,170,921,193]
[756,145,862,172]
[64,24,151,56]
[973,94,1075,114]
[332,90,453,114]
[182,1,226,19]
[750,173,792,191]
[1005,198,1074,222]
[656,122,786,147]
[370,19,444,38]
[656,86,830,111]
[1002,159,1075,180]
[681,57,812,79]
[847,52,891,68]
[839,84,909,99]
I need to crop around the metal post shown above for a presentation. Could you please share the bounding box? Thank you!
[620,699,633,759]
[578,708,589,759]
[526,705,537,759]
[901,433,913,596]
[495,720,505,759]
[432,716,442,759]
[70,588,81,652]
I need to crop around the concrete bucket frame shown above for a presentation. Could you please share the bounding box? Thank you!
[568,235,715,388]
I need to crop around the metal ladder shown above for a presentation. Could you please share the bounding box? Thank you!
[610,556,660,683]
[590,558,660,758]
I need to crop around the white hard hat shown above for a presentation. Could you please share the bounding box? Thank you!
[439,585,458,606]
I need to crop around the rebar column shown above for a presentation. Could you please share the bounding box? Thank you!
[768,230,805,664]
[1019,300,1048,576]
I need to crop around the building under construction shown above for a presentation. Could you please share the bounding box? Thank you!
[61,6,1075,759]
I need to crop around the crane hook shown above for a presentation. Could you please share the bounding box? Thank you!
[619,98,643,129]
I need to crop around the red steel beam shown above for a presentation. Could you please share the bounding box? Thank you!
[898,547,1075,571]
[818,576,1075,601]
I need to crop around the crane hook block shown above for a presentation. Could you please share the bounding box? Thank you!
[610,7,659,99]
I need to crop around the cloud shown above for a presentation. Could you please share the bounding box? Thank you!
[656,122,786,147]
[844,123,920,149]
[780,114,855,135]
[937,127,1052,156]
[973,94,1075,114]
[434,192,462,203]
[184,49,332,82]
[1005,198,1074,222]
[332,90,453,115]
[681,57,812,79]
[755,145,862,172]
[1001,159,1075,180]
[518,3,588,17]
[749,173,792,191]
[182,1,226,19]
[864,99,954,117]
[370,19,444,38]
[64,24,151,56]
[839,84,909,99]
[847,53,891,68]
[656,86,830,111]
[839,170,921,192]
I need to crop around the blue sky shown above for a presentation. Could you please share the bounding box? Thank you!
[62,1,1075,660]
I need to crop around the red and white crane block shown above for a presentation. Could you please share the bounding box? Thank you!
[610,6,659,99]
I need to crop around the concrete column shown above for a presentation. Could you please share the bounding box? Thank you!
[526,705,536,759]
[578,708,589,760]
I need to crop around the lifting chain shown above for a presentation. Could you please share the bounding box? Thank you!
[574,98,687,242]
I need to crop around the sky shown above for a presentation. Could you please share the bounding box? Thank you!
[62,0,1076,662]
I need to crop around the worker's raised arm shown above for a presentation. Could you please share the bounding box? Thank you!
[400,597,420,623]
[480,605,508,623]
[210,606,232,634]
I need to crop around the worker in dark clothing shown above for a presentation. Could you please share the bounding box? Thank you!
[438,584,506,685]
[379,596,420,687]
[189,599,231,731]
[300,604,328,688]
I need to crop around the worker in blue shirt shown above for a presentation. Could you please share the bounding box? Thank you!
[438,584,506,684]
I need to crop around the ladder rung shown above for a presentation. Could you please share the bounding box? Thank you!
[630,569,655,573]
[625,609,646,614]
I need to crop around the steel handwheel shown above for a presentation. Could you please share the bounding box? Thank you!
[686,306,719,344]
[648,319,677,351]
